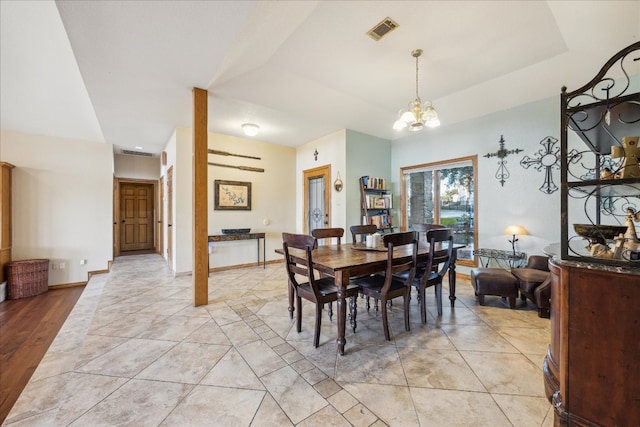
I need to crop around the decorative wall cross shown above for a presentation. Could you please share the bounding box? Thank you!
[519,136,575,194]
[483,135,523,186]
[314,149,318,161]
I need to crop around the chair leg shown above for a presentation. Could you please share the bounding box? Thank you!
[365,296,370,311]
[508,297,516,309]
[381,298,391,341]
[404,293,411,332]
[288,283,295,320]
[435,283,443,316]
[419,285,427,324]
[296,296,302,333]
[327,301,333,320]
[349,296,357,333]
[314,303,323,348]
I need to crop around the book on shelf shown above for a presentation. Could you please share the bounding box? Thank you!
[365,195,392,209]
[382,194,392,209]
[373,198,386,209]
[369,214,391,229]
[362,176,387,190]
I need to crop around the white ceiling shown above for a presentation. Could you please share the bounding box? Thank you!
[1,1,639,156]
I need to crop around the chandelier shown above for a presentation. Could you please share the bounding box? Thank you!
[393,49,440,131]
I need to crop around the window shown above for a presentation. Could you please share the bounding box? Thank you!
[400,155,477,265]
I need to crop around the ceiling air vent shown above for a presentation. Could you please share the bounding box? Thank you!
[121,149,153,157]
[367,17,399,41]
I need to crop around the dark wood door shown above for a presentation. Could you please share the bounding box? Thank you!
[120,183,154,251]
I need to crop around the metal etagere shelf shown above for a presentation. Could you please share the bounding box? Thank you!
[560,41,640,268]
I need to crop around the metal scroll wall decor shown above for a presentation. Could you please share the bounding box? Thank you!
[483,135,523,186]
[519,136,581,195]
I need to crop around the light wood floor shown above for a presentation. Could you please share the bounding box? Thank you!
[0,286,84,424]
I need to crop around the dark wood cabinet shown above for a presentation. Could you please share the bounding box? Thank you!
[544,259,640,426]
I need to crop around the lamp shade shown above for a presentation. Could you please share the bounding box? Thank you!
[503,225,528,236]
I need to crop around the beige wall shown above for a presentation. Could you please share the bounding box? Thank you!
[296,130,347,232]
[0,129,113,286]
[114,153,160,179]
[208,133,296,268]
[160,128,192,274]
[159,129,297,272]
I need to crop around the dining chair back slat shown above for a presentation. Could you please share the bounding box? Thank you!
[350,224,377,243]
[311,227,344,245]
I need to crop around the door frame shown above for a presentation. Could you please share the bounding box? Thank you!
[303,164,331,234]
[158,175,164,258]
[113,177,159,257]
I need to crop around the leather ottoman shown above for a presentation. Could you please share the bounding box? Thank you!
[471,267,518,309]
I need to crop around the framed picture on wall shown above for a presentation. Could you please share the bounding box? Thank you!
[214,180,251,210]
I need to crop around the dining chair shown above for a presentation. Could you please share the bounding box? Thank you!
[310,227,345,318]
[311,227,344,245]
[282,232,360,348]
[411,223,445,270]
[351,231,418,341]
[414,228,454,323]
[412,223,445,240]
[350,224,378,243]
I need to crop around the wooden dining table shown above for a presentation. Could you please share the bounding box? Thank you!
[277,240,464,355]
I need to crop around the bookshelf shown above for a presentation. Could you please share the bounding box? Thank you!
[360,176,394,232]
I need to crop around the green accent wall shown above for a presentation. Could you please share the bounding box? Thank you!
[345,130,392,231]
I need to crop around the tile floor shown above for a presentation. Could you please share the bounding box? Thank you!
[5,254,554,426]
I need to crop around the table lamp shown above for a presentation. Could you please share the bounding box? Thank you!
[504,225,528,258]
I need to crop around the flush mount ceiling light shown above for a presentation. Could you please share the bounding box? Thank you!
[393,49,440,132]
[241,123,260,137]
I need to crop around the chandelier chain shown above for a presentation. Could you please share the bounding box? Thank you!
[415,53,420,100]
[393,48,439,131]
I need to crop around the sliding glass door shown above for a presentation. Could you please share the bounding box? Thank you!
[401,155,477,265]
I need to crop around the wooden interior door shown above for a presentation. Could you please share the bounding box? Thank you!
[167,166,173,268]
[120,183,154,251]
[303,165,331,234]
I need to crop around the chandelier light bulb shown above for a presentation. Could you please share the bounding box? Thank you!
[400,110,416,123]
[393,119,408,130]
[424,104,440,128]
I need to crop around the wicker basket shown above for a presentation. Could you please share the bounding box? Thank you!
[6,259,49,299]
